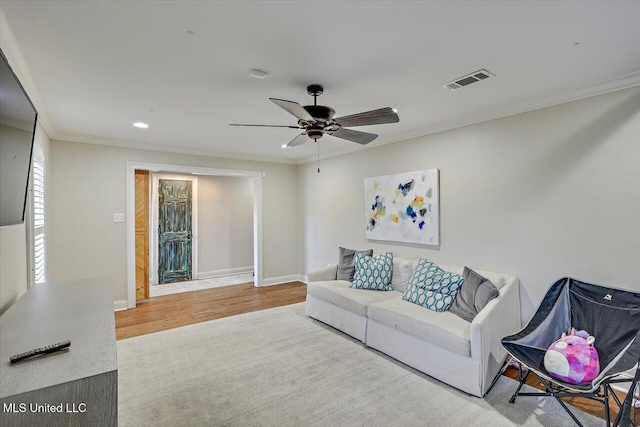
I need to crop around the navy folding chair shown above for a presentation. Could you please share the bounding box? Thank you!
[502,277,640,427]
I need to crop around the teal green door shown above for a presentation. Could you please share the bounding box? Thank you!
[158,179,193,283]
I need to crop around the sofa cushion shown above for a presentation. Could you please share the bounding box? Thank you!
[391,258,412,293]
[368,295,472,356]
[337,247,373,281]
[350,252,394,291]
[449,267,498,322]
[307,280,399,317]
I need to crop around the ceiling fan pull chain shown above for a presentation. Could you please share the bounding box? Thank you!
[317,139,320,173]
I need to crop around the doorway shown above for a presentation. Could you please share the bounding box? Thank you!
[147,172,255,298]
[126,162,264,309]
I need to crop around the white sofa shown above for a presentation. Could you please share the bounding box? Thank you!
[305,258,521,397]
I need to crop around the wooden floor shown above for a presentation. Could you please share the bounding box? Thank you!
[115,281,307,340]
[115,282,638,423]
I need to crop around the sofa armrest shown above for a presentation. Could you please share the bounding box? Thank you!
[306,265,338,283]
[469,278,521,394]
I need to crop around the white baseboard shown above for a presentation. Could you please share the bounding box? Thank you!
[261,274,306,287]
[114,299,128,311]
[197,266,253,279]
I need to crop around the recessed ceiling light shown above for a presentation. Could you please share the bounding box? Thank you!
[573,42,581,47]
[281,144,288,148]
[186,31,194,36]
[133,122,149,129]
[249,69,269,79]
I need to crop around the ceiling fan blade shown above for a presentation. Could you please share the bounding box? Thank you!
[334,107,399,128]
[229,123,302,128]
[286,133,308,147]
[330,128,378,145]
[270,98,315,122]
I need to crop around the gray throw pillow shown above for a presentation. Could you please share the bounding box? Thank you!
[474,279,499,313]
[337,247,373,281]
[449,267,498,322]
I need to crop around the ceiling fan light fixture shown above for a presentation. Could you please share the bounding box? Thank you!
[249,69,269,79]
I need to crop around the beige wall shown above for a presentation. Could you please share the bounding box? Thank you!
[298,87,640,321]
[0,123,50,313]
[197,175,253,276]
[48,141,299,302]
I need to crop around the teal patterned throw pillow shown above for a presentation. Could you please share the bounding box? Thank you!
[349,252,394,291]
[402,258,464,312]
[408,258,464,294]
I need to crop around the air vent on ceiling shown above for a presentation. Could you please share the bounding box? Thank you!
[442,69,494,91]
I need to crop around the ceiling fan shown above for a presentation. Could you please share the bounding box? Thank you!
[230,84,400,148]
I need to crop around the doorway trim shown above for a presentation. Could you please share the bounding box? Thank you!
[126,161,264,309]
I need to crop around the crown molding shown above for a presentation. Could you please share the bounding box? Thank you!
[53,132,298,166]
[295,71,640,165]
[0,8,57,139]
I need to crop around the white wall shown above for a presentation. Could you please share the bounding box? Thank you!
[48,140,299,303]
[299,87,640,322]
[197,175,253,277]
[0,123,50,313]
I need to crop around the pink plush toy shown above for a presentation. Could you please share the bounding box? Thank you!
[543,328,600,385]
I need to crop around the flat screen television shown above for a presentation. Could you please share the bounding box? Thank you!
[0,48,37,227]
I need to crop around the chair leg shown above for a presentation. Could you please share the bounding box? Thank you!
[536,376,585,427]
[509,366,530,403]
[604,384,611,427]
[614,364,640,427]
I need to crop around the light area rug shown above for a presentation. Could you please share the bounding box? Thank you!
[150,273,254,297]
[117,303,602,427]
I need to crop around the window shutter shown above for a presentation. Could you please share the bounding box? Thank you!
[33,159,46,284]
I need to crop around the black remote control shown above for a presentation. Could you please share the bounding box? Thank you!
[10,340,71,364]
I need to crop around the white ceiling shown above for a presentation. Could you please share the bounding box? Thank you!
[2,1,639,164]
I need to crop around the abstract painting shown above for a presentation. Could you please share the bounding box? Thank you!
[364,169,439,245]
